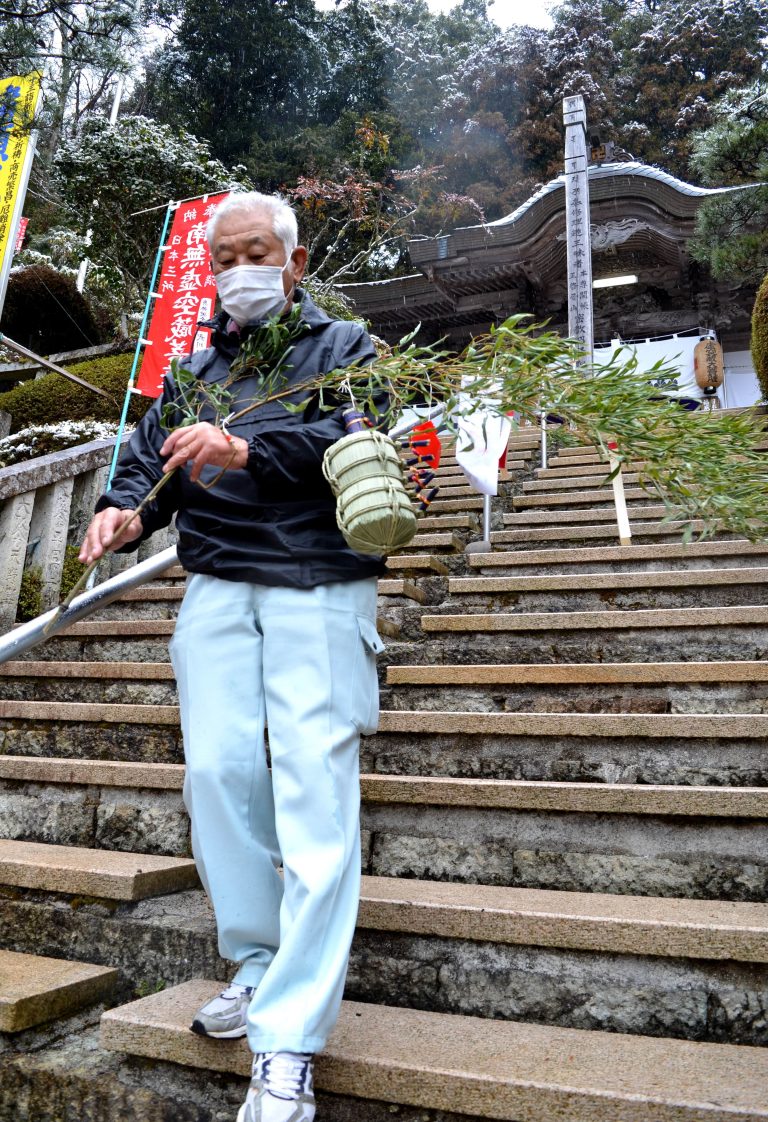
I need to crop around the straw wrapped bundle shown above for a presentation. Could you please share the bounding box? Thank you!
[322,429,417,555]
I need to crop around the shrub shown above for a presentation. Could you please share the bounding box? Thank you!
[1,264,102,353]
[751,271,768,401]
[0,353,152,433]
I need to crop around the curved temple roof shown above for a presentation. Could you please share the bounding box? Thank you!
[481,161,755,231]
[340,161,761,343]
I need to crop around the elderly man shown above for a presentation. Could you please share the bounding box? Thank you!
[80,191,386,1122]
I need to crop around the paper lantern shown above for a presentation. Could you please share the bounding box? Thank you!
[694,339,724,394]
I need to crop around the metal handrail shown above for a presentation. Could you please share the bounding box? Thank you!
[0,546,179,665]
[387,403,446,440]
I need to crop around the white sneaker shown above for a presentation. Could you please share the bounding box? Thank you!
[189,982,254,1039]
[236,1051,315,1122]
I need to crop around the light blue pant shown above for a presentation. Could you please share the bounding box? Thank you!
[169,573,382,1054]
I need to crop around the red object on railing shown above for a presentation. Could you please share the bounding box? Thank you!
[408,421,441,469]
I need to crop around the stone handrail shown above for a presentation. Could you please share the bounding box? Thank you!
[0,436,177,631]
[0,342,126,384]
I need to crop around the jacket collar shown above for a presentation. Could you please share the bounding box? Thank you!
[202,287,331,352]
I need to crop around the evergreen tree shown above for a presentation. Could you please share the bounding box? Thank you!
[138,0,326,164]
[689,81,768,282]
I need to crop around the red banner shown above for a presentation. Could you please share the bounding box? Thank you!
[136,192,230,397]
[13,217,28,254]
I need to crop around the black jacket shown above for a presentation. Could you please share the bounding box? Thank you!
[97,290,387,588]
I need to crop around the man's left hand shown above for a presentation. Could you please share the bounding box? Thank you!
[160,422,249,483]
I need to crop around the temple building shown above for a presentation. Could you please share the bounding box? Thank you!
[341,162,762,408]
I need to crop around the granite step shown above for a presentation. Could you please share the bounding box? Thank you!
[534,461,647,479]
[421,604,768,634]
[0,839,198,900]
[376,579,427,603]
[548,443,607,455]
[2,877,766,1043]
[0,949,118,1033]
[0,660,175,683]
[387,661,768,686]
[2,755,766,819]
[425,472,474,486]
[385,554,450,575]
[361,709,768,793]
[491,520,716,546]
[377,709,768,739]
[1,755,764,899]
[100,981,768,1121]
[450,566,768,594]
[546,433,768,469]
[0,753,762,959]
[407,531,464,552]
[356,876,768,962]
[513,487,653,508]
[26,612,768,677]
[0,660,179,704]
[468,539,768,574]
[111,579,429,609]
[407,514,478,532]
[503,504,668,525]
[418,483,479,498]
[383,659,768,715]
[522,473,643,493]
[19,612,398,662]
[441,566,768,612]
[4,699,768,741]
[31,655,760,708]
[410,496,484,515]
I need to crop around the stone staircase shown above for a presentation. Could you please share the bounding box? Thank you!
[1,428,768,1119]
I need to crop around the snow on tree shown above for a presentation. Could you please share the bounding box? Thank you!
[53,115,251,311]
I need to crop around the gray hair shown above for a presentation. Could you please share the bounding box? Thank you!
[205,190,299,257]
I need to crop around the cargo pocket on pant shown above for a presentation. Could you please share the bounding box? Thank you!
[352,615,385,735]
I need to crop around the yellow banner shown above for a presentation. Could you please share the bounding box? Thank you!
[0,73,41,265]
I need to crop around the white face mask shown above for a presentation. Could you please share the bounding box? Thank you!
[215,261,293,326]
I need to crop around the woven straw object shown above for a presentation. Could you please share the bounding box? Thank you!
[322,429,417,555]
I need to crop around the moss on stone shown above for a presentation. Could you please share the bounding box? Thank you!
[59,545,87,603]
[16,567,42,622]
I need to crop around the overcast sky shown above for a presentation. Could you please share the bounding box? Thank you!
[313,0,555,30]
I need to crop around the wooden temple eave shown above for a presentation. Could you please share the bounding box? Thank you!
[345,163,760,343]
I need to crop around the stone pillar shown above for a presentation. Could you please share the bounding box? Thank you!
[563,95,594,361]
[69,465,109,547]
[27,477,75,610]
[0,492,35,630]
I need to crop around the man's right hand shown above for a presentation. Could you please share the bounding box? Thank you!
[79,508,143,565]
